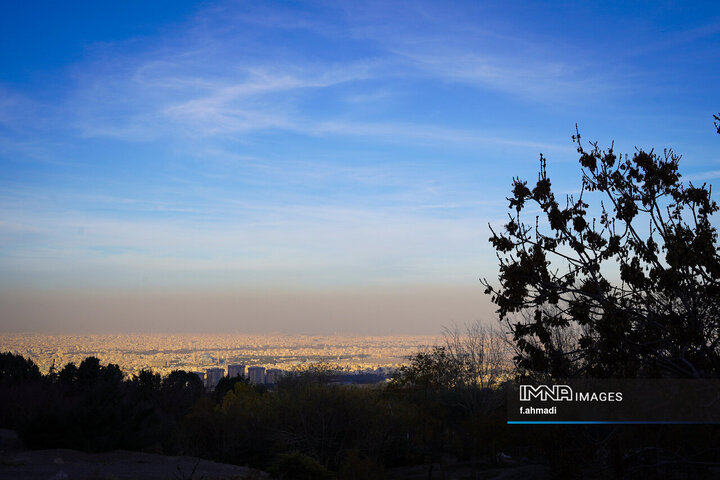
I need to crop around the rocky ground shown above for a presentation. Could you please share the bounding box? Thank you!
[0,429,266,480]
[0,429,546,480]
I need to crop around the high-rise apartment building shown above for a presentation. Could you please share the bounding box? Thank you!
[265,368,283,385]
[228,364,246,379]
[247,366,266,384]
[205,367,225,390]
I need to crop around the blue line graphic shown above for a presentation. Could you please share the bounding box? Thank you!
[507,421,720,425]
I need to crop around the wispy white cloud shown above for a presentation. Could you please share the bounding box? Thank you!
[305,120,573,152]
[330,1,621,103]
[50,1,612,144]
[67,55,574,152]
[683,168,720,183]
[393,49,614,103]
[623,20,720,58]
[71,57,383,139]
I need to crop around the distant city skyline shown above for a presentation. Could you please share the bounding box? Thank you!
[0,332,438,375]
[1,1,719,333]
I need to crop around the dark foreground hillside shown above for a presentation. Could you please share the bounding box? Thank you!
[4,352,720,478]
[0,428,548,480]
[0,428,267,480]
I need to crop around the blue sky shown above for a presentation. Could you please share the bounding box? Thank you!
[1,1,719,332]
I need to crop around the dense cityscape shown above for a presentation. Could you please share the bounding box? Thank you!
[0,333,439,385]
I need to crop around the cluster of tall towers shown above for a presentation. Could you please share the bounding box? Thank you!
[198,364,284,390]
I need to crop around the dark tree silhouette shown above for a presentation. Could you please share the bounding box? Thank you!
[0,352,41,385]
[132,369,161,391]
[161,369,205,418]
[483,115,720,379]
[77,356,123,385]
[56,356,123,387]
[214,373,249,402]
[58,361,79,384]
[392,346,464,389]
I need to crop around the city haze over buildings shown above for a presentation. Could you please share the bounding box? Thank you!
[1,2,719,333]
[0,333,438,378]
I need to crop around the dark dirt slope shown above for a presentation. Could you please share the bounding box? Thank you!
[0,429,266,480]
